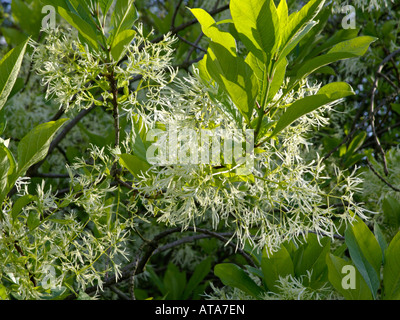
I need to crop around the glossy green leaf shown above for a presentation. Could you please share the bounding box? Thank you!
[280,0,325,53]
[309,28,360,58]
[271,82,354,138]
[278,20,318,63]
[346,132,367,156]
[191,9,258,124]
[0,38,29,112]
[27,211,40,231]
[326,254,373,300]
[277,0,288,28]
[14,118,69,181]
[293,234,330,287]
[328,36,377,56]
[345,217,382,299]
[268,57,288,101]
[230,0,280,62]
[383,231,400,300]
[111,29,136,62]
[119,153,150,179]
[11,194,37,222]
[110,0,138,41]
[291,36,377,83]
[99,0,114,16]
[58,7,99,49]
[190,8,236,52]
[214,263,264,298]
[261,245,294,293]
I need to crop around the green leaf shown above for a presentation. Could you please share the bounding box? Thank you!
[11,194,37,222]
[57,7,99,50]
[27,211,40,231]
[0,283,8,300]
[315,66,336,75]
[99,0,114,16]
[270,82,354,138]
[0,38,29,112]
[346,132,367,156]
[391,103,400,115]
[291,36,377,83]
[277,0,288,28]
[280,0,325,53]
[147,266,166,295]
[0,27,27,48]
[163,263,186,300]
[230,0,280,62]
[110,0,138,41]
[278,20,318,63]
[14,118,69,182]
[0,144,14,209]
[214,263,264,298]
[191,9,258,124]
[268,57,288,101]
[309,28,360,58]
[206,46,258,124]
[293,234,330,287]
[182,257,212,299]
[326,254,373,300]
[190,8,236,51]
[345,217,382,299]
[383,231,400,300]
[374,222,388,263]
[11,0,42,38]
[7,78,24,101]
[382,196,400,228]
[119,153,150,179]
[328,36,377,56]
[261,245,294,293]
[111,29,136,62]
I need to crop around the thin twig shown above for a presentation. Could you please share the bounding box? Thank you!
[171,0,184,29]
[366,158,400,192]
[110,285,130,300]
[369,49,400,175]
[323,91,400,162]
[176,34,207,53]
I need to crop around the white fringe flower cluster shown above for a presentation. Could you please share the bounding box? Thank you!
[123,67,367,253]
